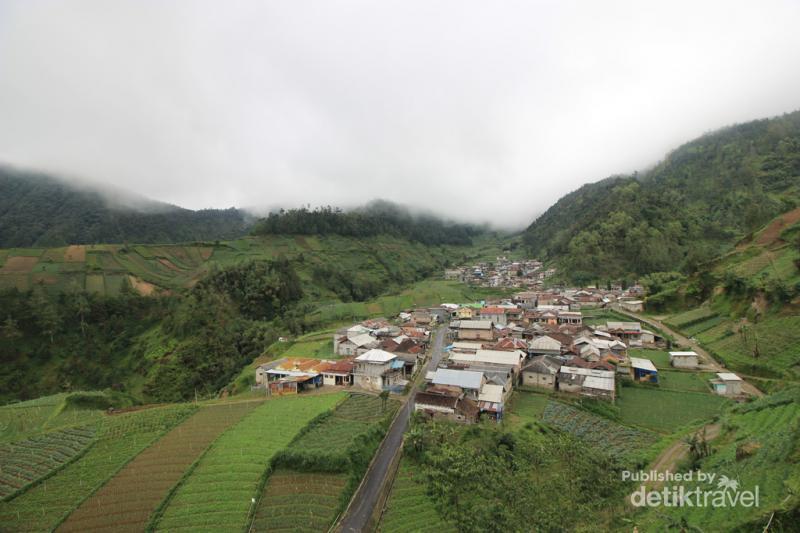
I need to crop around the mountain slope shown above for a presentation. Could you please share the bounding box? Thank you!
[0,167,249,247]
[524,111,800,281]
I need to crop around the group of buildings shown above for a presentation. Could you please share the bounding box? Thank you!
[255,316,433,396]
[254,282,746,416]
[444,257,555,289]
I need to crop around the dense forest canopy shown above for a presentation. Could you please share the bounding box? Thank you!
[251,201,484,246]
[524,111,800,282]
[0,168,250,247]
[0,259,304,403]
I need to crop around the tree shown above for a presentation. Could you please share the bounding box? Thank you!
[74,294,90,336]
[1,316,21,340]
[379,390,390,412]
[30,288,60,344]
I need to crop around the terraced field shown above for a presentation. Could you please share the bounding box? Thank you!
[541,401,657,457]
[0,427,95,499]
[379,458,455,533]
[0,394,105,443]
[0,405,195,532]
[57,401,260,532]
[153,393,344,532]
[292,393,398,455]
[637,388,800,531]
[250,470,348,532]
[617,387,729,433]
[658,370,712,392]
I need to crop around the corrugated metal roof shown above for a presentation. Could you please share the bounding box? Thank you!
[717,372,742,381]
[432,368,484,390]
[356,349,396,363]
[630,357,657,372]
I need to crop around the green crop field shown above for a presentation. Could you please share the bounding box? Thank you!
[628,348,672,369]
[666,307,719,330]
[0,405,194,532]
[636,388,800,531]
[379,458,456,533]
[58,401,260,532]
[657,370,712,393]
[0,394,105,443]
[250,469,348,532]
[702,314,800,379]
[541,401,657,458]
[153,393,344,532]
[281,338,336,359]
[0,426,95,500]
[617,387,730,433]
[292,393,398,455]
[505,391,549,429]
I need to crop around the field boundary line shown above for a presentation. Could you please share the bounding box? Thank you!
[1,427,97,503]
[49,406,196,532]
[244,393,350,533]
[332,391,409,532]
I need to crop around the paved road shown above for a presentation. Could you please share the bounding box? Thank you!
[612,305,764,397]
[338,325,448,532]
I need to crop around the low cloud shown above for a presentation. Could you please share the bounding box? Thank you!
[1,1,799,229]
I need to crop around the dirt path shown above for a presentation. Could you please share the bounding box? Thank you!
[645,423,721,490]
[612,306,764,397]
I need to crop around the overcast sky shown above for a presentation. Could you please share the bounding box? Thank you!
[1,1,799,228]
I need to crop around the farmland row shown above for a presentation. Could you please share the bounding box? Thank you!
[152,393,345,532]
[379,458,455,533]
[0,405,195,532]
[57,401,260,532]
[0,426,95,500]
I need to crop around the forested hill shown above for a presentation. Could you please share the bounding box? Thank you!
[0,168,249,247]
[523,110,800,282]
[251,201,483,245]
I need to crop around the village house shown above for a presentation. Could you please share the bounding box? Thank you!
[457,320,495,341]
[528,335,562,356]
[479,306,512,325]
[414,388,480,424]
[430,368,485,400]
[448,349,526,377]
[454,306,477,320]
[711,372,743,396]
[316,359,355,386]
[520,355,561,390]
[557,366,616,401]
[605,321,644,347]
[512,291,539,309]
[629,357,658,383]
[255,358,326,396]
[669,351,699,369]
[352,349,405,393]
[618,299,645,313]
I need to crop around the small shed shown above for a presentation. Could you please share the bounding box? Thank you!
[711,372,743,396]
[629,357,658,383]
[669,351,699,369]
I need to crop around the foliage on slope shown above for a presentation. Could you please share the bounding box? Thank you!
[652,210,800,381]
[0,168,248,247]
[402,416,629,532]
[524,110,800,282]
[251,200,483,245]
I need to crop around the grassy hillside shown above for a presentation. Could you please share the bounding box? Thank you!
[0,234,472,297]
[632,388,800,532]
[524,110,800,282]
[652,209,800,381]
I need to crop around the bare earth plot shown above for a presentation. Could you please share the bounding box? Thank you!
[57,401,259,533]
